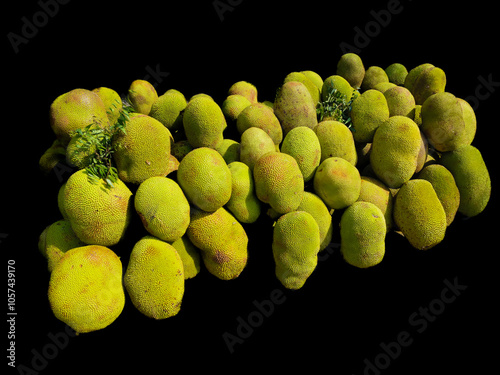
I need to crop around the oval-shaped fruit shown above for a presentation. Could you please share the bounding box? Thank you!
[281,126,321,182]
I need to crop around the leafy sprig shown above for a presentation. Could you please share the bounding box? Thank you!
[316,87,358,130]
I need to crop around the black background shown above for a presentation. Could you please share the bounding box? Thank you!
[3,0,498,374]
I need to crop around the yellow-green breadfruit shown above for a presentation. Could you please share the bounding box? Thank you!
[383,86,416,117]
[253,152,304,214]
[226,162,261,223]
[340,201,386,268]
[313,157,361,210]
[222,94,252,122]
[417,164,460,226]
[236,102,283,145]
[321,75,355,102]
[112,114,172,184]
[183,96,226,149]
[457,98,477,146]
[336,53,365,89]
[187,207,248,280]
[50,88,109,146]
[216,138,240,164]
[394,179,447,250]
[239,127,276,171]
[440,145,491,217]
[274,81,318,135]
[350,89,390,143]
[48,245,125,333]
[171,235,201,279]
[149,89,187,131]
[420,92,467,152]
[128,79,158,115]
[284,71,321,105]
[296,192,333,251]
[370,116,422,188]
[404,63,434,93]
[272,211,320,290]
[134,176,190,242]
[62,170,132,246]
[406,64,446,105]
[38,220,86,272]
[357,176,394,230]
[301,70,324,92]
[124,236,184,319]
[177,147,232,212]
[228,81,258,103]
[92,87,122,125]
[281,126,321,182]
[315,120,357,165]
[385,63,408,86]
[361,66,389,91]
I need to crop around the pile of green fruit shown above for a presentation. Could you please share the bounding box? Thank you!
[38,53,491,334]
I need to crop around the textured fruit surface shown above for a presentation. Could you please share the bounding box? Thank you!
[361,66,389,91]
[112,114,172,184]
[393,179,447,250]
[239,127,276,171]
[226,162,261,223]
[272,211,320,290]
[281,126,321,182]
[128,80,158,115]
[409,65,446,105]
[296,192,333,251]
[336,53,365,89]
[357,176,394,230]
[134,177,190,242]
[124,236,184,319]
[321,75,354,102]
[183,96,226,149]
[171,236,201,279]
[253,152,304,214]
[385,63,408,86]
[340,201,386,268]
[63,170,132,246]
[284,71,320,105]
[92,87,122,125]
[384,86,416,117]
[228,81,258,103]
[315,120,357,165]
[149,89,187,131]
[177,147,232,212]
[48,245,125,333]
[350,89,390,143]
[440,145,491,217]
[236,102,283,145]
[187,207,248,280]
[222,94,252,122]
[216,138,240,164]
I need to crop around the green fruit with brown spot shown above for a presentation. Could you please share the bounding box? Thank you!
[315,120,357,165]
[236,102,283,145]
[350,89,390,143]
[336,53,365,89]
[183,96,226,149]
[281,126,321,182]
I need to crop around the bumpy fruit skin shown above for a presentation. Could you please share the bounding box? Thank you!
[39,139,66,174]
[440,145,491,217]
[340,201,386,268]
[177,147,232,212]
[92,87,122,125]
[350,89,390,143]
[315,120,357,165]
[128,80,158,115]
[216,138,241,164]
[421,92,467,152]
[313,157,361,210]
[236,102,283,145]
[50,88,109,146]
[404,63,434,93]
[222,94,252,122]
[336,53,365,89]
[239,127,276,171]
[134,177,190,242]
[406,64,446,105]
[361,66,389,91]
[149,89,187,131]
[171,236,201,279]
[228,81,258,103]
[112,114,172,184]
[226,162,261,224]
[48,245,125,333]
[187,207,248,280]
[393,179,447,250]
[183,96,226,149]
[296,192,333,251]
[284,72,320,105]
[321,75,354,102]
[383,86,416,117]
[456,98,477,146]
[274,81,318,135]
[301,70,324,91]
[63,170,132,246]
[281,126,321,182]
[385,63,408,86]
[253,152,304,214]
[272,211,320,290]
[370,116,422,188]
[124,236,184,319]
[357,176,394,230]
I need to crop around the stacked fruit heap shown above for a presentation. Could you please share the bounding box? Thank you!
[39,53,491,334]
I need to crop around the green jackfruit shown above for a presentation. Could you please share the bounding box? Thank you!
[321,75,354,102]
[236,102,283,145]
[62,170,132,246]
[274,81,318,135]
[92,87,122,125]
[404,63,434,93]
[150,89,187,131]
[385,63,408,86]
[361,66,389,91]
[406,64,446,105]
[296,192,333,251]
[39,139,66,174]
[370,116,421,188]
[301,70,324,92]
[128,80,158,115]
[124,236,184,319]
[357,176,394,230]
[171,140,194,162]
[187,207,248,280]
[134,176,190,242]
[313,157,361,210]
[177,147,232,212]
[281,126,321,182]
[440,145,491,217]
[457,98,477,146]
[183,96,226,149]
[171,235,201,279]
[272,211,320,290]
[222,94,252,122]
[336,53,365,89]
[112,114,172,184]
[216,138,240,164]
[253,151,304,214]
[393,179,447,250]
[417,164,460,226]
[350,89,390,143]
[239,127,276,171]
[374,82,397,93]
[226,161,261,224]
[340,201,386,268]
[315,120,357,165]
[284,71,321,106]
[228,81,258,103]
[384,86,416,117]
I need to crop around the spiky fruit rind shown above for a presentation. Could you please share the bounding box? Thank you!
[350,89,390,143]
[226,161,261,224]
[315,120,357,165]
[236,102,283,145]
[281,126,321,182]
[183,96,226,149]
